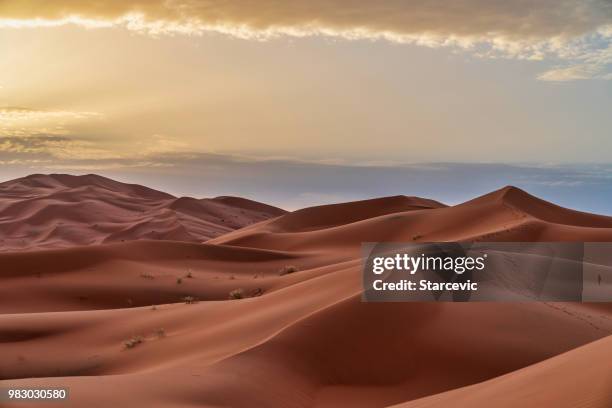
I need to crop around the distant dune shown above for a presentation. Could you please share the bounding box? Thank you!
[0,174,286,252]
[210,185,612,251]
[1,176,611,408]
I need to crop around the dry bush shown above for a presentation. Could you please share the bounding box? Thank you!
[279,265,299,276]
[182,296,199,304]
[228,288,244,300]
[124,335,144,349]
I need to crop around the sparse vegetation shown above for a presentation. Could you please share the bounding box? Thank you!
[412,234,423,241]
[124,335,144,349]
[185,270,194,279]
[182,296,199,304]
[176,277,183,284]
[140,272,155,280]
[279,265,299,276]
[251,288,263,297]
[155,328,166,338]
[151,305,158,311]
[229,288,244,300]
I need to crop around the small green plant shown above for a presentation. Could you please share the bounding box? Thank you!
[229,288,244,300]
[124,335,144,349]
[279,265,299,276]
[182,296,199,304]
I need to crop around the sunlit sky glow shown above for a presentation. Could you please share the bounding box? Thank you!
[1,1,612,209]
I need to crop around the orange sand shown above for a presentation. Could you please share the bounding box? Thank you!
[1,176,611,407]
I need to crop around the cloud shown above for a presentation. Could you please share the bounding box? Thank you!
[0,135,68,159]
[0,115,108,162]
[0,135,70,152]
[0,135,117,160]
[0,107,110,159]
[1,1,612,80]
[0,1,609,39]
[0,106,101,137]
[538,65,599,81]
[0,106,97,118]
[538,37,612,81]
[0,132,190,162]
[0,106,98,122]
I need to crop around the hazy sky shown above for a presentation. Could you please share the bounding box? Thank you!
[1,1,612,209]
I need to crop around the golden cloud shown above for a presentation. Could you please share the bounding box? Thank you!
[1,1,611,79]
[0,1,609,40]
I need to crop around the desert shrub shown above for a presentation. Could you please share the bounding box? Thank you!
[251,288,263,297]
[124,335,144,349]
[155,328,166,338]
[279,265,299,276]
[228,288,244,300]
[182,296,199,304]
[185,270,193,278]
[140,272,155,280]
[176,277,183,284]
[412,234,423,241]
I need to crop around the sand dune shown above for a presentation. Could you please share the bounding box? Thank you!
[392,335,612,408]
[0,174,285,252]
[1,177,612,407]
[210,186,612,251]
